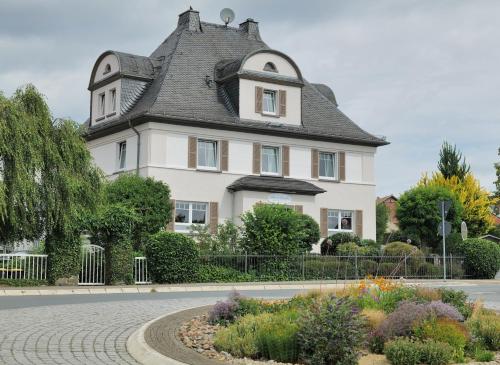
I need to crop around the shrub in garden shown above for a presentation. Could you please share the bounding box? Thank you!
[337,242,379,256]
[426,300,464,322]
[439,288,472,319]
[45,232,81,285]
[456,238,500,279]
[320,232,361,255]
[297,213,321,252]
[214,313,260,358]
[378,301,429,338]
[368,330,385,354]
[304,259,355,280]
[467,310,500,351]
[145,231,199,283]
[384,338,422,365]
[209,298,239,325]
[197,265,254,283]
[297,296,367,365]
[473,348,495,362]
[361,308,386,330]
[384,241,423,258]
[190,220,240,254]
[240,204,308,255]
[418,340,454,365]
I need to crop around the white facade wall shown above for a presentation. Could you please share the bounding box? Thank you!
[87,121,378,247]
[242,53,298,78]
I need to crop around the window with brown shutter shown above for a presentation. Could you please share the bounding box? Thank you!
[339,151,346,181]
[188,136,197,169]
[220,140,228,171]
[355,210,363,238]
[210,202,218,234]
[320,208,328,237]
[311,149,319,178]
[282,145,290,176]
[279,90,287,117]
[252,143,261,174]
[166,199,175,231]
[255,86,263,113]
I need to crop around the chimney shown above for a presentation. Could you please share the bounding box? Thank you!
[178,8,201,32]
[239,18,260,40]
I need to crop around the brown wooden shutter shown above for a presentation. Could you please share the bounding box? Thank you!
[209,202,219,234]
[255,87,263,113]
[166,199,175,231]
[355,210,363,238]
[279,90,287,117]
[282,145,290,177]
[339,151,346,181]
[220,140,228,172]
[294,205,303,214]
[320,208,328,237]
[188,136,197,169]
[252,143,261,174]
[311,149,319,178]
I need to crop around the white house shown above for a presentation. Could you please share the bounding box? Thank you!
[84,9,388,252]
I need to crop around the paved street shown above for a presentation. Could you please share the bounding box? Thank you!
[0,283,497,365]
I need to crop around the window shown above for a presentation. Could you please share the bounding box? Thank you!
[98,93,105,116]
[104,64,111,74]
[110,89,117,112]
[175,201,208,232]
[262,90,277,114]
[263,62,278,72]
[117,141,126,170]
[261,146,280,175]
[197,139,218,170]
[319,152,337,179]
[327,209,353,233]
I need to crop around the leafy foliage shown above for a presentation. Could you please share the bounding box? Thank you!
[198,265,254,283]
[337,242,379,256]
[104,174,171,250]
[396,185,463,248]
[383,242,423,258]
[419,172,497,236]
[145,231,199,283]
[297,296,367,365]
[439,288,472,319]
[456,238,500,279]
[297,213,321,252]
[240,204,311,255]
[45,232,81,284]
[320,232,361,255]
[190,220,240,254]
[467,309,500,351]
[385,338,453,365]
[376,202,389,243]
[437,141,470,180]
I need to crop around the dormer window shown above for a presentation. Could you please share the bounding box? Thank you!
[98,93,106,116]
[263,62,278,73]
[262,89,277,115]
[110,89,117,112]
[103,64,111,75]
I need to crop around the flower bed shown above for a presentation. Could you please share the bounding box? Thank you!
[179,279,499,365]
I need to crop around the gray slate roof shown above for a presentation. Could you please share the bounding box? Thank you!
[85,11,388,147]
[227,175,326,196]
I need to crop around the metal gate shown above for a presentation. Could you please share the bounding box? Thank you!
[79,244,105,285]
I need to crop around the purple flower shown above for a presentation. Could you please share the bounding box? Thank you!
[427,300,464,321]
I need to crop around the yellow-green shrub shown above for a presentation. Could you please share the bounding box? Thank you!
[214,314,260,358]
[362,308,386,330]
[467,310,500,351]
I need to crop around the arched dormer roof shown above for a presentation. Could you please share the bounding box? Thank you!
[88,50,158,90]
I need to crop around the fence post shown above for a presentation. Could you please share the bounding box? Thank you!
[245,251,248,274]
[354,252,358,280]
[450,253,453,280]
[404,256,407,278]
[302,253,305,280]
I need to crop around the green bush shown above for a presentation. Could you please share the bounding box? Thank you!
[214,314,259,358]
[145,231,199,283]
[456,238,500,279]
[297,213,321,252]
[474,348,494,362]
[46,232,81,284]
[384,242,424,258]
[0,279,48,287]
[197,265,254,283]
[304,259,355,280]
[190,220,241,254]
[320,232,361,255]
[439,288,472,319]
[419,340,454,365]
[240,204,309,255]
[376,202,389,244]
[467,311,500,351]
[337,242,379,256]
[107,239,134,284]
[297,296,367,365]
[384,338,421,365]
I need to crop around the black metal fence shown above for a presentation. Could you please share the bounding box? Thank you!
[200,254,470,281]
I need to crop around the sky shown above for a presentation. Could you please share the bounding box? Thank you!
[1,0,499,197]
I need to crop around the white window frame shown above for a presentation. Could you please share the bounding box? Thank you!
[319,151,338,180]
[261,145,281,176]
[98,92,106,116]
[109,88,117,113]
[327,209,354,234]
[197,139,219,171]
[174,201,209,233]
[262,89,277,115]
[117,141,127,171]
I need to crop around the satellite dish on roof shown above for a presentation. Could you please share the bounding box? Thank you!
[220,8,235,26]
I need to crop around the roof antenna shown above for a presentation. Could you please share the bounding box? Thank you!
[220,8,235,27]
[189,6,193,10]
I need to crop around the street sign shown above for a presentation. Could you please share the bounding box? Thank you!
[461,221,468,240]
[438,221,452,236]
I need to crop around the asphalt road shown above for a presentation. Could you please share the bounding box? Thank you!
[0,282,497,365]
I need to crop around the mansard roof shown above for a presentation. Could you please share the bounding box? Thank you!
[84,9,388,147]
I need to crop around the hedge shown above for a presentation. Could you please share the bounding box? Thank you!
[45,232,81,285]
[457,238,500,279]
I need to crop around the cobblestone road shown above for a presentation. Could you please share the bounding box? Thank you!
[0,297,218,365]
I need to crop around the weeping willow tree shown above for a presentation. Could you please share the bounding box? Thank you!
[0,85,102,282]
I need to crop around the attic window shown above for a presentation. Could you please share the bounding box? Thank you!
[263,62,278,73]
[103,64,111,75]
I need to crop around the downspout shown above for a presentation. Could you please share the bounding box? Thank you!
[128,119,140,175]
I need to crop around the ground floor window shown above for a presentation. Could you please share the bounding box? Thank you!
[175,201,208,232]
[327,209,353,233]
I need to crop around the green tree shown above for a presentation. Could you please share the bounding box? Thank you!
[376,203,389,243]
[298,213,320,252]
[0,85,101,281]
[437,141,470,180]
[396,185,463,249]
[104,174,172,250]
[240,204,309,255]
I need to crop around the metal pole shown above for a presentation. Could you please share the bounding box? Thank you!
[302,253,305,280]
[442,201,446,281]
[245,251,248,274]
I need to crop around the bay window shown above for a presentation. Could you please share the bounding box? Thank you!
[261,146,280,175]
[327,209,353,233]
